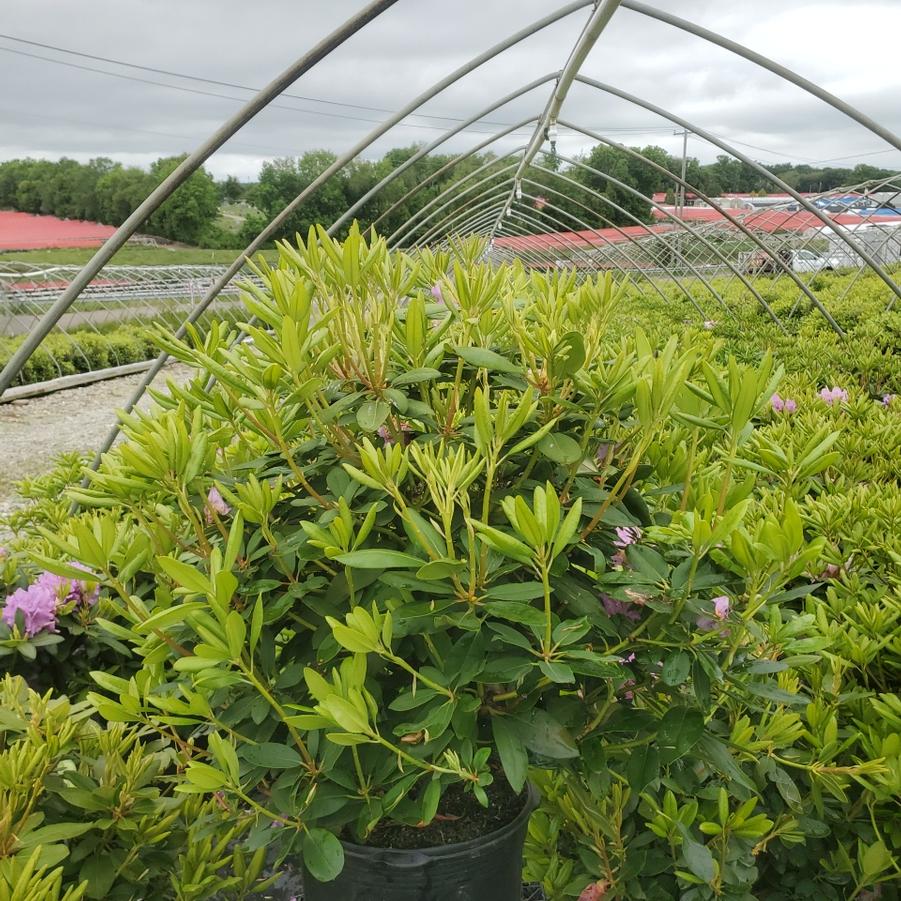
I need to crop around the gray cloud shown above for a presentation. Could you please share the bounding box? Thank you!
[1,0,899,181]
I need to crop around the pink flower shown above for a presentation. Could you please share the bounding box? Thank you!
[703,320,716,330]
[770,393,785,413]
[613,526,641,549]
[578,881,610,901]
[377,421,412,446]
[819,386,847,406]
[713,595,730,620]
[205,487,231,524]
[882,394,895,406]
[430,283,444,304]
[621,652,636,664]
[35,566,99,608]
[2,583,58,636]
[610,549,626,567]
[783,398,797,414]
[602,594,641,621]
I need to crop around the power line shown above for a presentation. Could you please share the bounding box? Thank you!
[804,148,900,166]
[0,32,517,129]
[0,33,676,139]
[0,45,530,137]
[0,104,295,157]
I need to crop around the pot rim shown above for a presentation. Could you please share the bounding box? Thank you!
[339,781,541,862]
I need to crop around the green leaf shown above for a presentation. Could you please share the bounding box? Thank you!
[470,521,533,563]
[657,707,705,765]
[626,745,659,794]
[743,681,809,706]
[679,827,716,884]
[241,743,304,769]
[861,840,892,877]
[335,549,426,569]
[552,332,586,378]
[695,736,755,791]
[80,855,118,899]
[303,828,345,883]
[325,732,371,746]
[485,582,546,601]
[225,610,246,659]
[184,762,228,790]
[249,595,263,656]
[492,716,528,794]
[538,660,575,683]
[135,602,204,636]
[391,367,443,387]
[454,345,521,373]
[537,433,582,465]
[416,558,466,581]
[356,400,390,432]
[661,651,691,686]
[421,779,441,824]
[157,556,210,596]
[483,601,545,627]
[19,822,95,847]
[519,709,579,759]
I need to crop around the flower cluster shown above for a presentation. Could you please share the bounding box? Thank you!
[770,393,797,414]
[819,385,848,406]
[204,487,231,524]
[611,526,641,567]
[697,595,731,632]
[1,566,99,638]
[602,593,641,621]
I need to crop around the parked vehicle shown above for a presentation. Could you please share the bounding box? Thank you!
[744,248,833,274]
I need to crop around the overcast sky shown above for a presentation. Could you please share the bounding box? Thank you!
[2,1,900,182]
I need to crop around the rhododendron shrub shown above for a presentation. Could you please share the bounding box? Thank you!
[8,231,898,897]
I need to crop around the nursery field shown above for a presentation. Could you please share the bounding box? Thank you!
[0,233,898,900]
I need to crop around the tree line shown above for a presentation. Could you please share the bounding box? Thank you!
[0,148,895,249]
[0,156,220,246]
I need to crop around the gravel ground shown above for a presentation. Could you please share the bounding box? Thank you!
[0,364,194,525]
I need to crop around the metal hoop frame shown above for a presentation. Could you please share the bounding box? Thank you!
[1,0,897,486]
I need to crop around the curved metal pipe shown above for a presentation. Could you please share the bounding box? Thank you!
[84,0,596,461]
[371,124,535,237]
[520,152,732,317]
[327,74,558,236]
[390,161,522,246]
[415,188,518,247]
[513,200,707,318]
[560,117,835,330]
[539,150,781,323]
[515,178,696,309]
[620,0,901,153]
[574,75,901,323]
[0,0,401,397]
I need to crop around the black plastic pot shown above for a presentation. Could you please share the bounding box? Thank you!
[302,783,540,901]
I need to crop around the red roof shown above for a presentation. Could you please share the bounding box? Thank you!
[493,207,901,253]
[0,210,117,250]
[650,206,899,232]
[494,223,675,252]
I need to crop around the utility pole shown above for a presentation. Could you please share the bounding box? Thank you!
[674,128,689,217]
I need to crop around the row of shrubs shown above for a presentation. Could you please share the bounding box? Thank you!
[0,329,160,386]
[1,233,898,899]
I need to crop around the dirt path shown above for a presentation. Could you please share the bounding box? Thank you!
[0,364,194,525]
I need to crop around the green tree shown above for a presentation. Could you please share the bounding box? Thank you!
[145,155,220,244]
